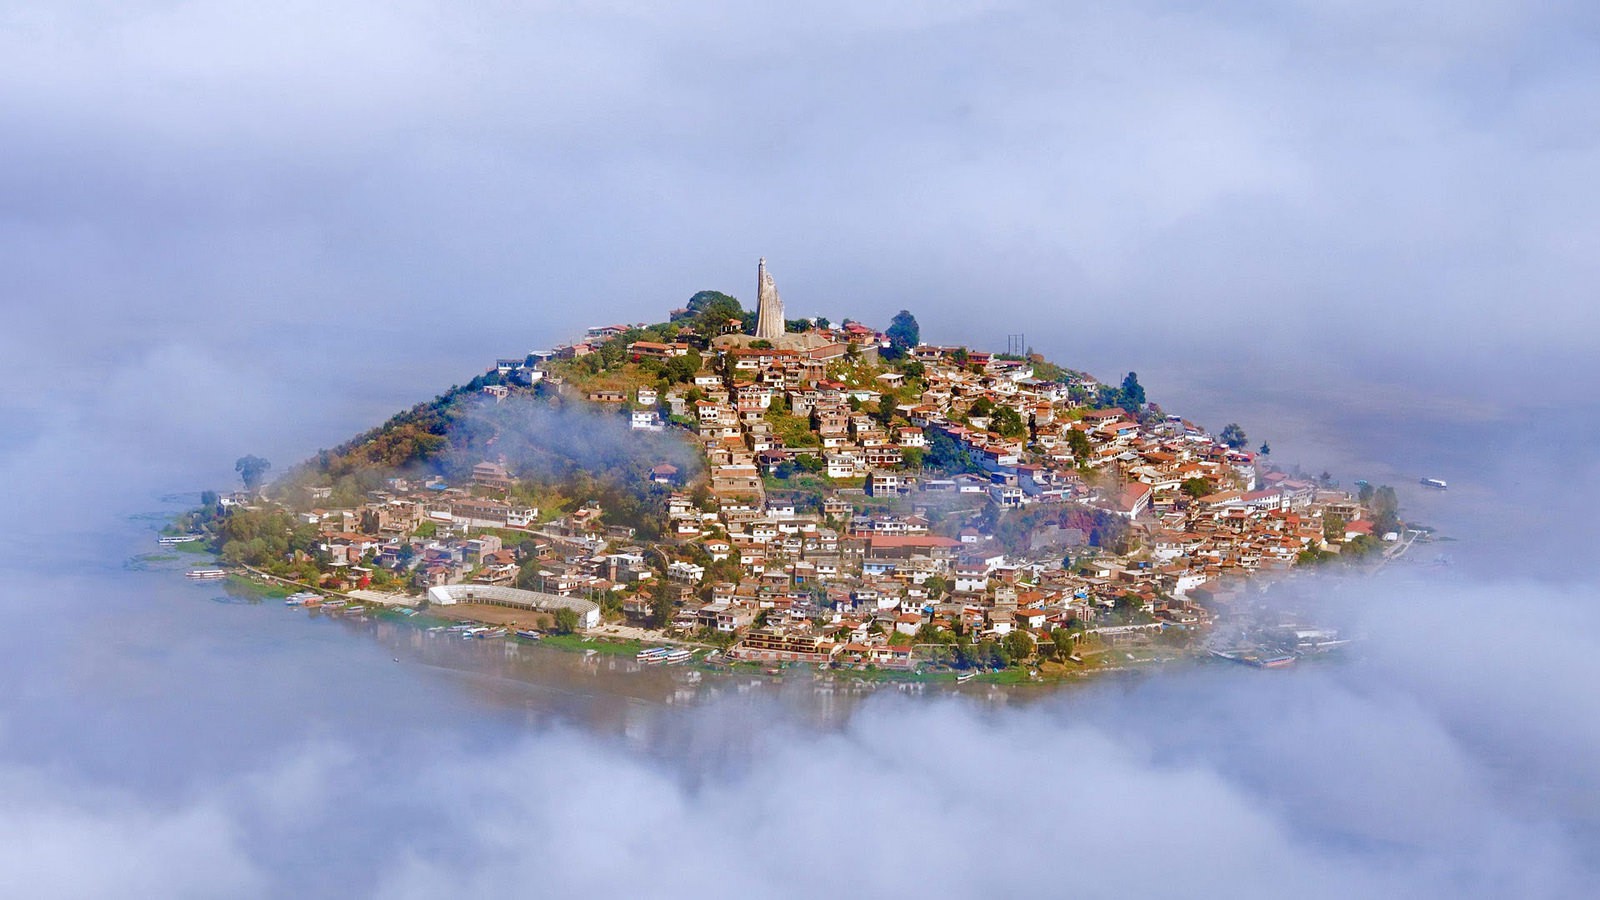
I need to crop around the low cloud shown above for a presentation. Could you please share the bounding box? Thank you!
[2,2,1597,897]
[1,564,1596,898]
[448,392,702,486]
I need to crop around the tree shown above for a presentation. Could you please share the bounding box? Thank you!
[235,455,271,492]
[648,584,675,629]
[683,291,749,337]
[1120,372,1146,409]
[1066,429,1093,467]
[1219,423,1247,449]
[873,395,897,427]
[1113,593,1147,623]
[1258,442,1271,456]
[1369,484,1401,536]
[1051,627,1075,660]
[551,607,580,635]
[597,336,627,369]
[926,431,978,474]
[984,639,1011,669]
[1181,477,1212,498]
[885,310,920,358]
[991,406,1026,438]
[1003,630,1034,665]
[662,351,702,383]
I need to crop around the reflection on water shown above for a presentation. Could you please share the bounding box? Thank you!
[219,571,1073,762]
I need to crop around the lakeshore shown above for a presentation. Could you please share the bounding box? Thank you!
[192,547,1379,693]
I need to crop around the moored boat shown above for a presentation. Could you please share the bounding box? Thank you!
[1211,648,1297,668]
[158,534,205,545]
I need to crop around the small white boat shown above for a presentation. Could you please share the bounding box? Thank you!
[158,534,205,545]
[661,649,694,664]
[185,569,226,580]
[1420,477,1448,490]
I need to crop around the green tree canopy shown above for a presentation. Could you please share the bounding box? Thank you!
[682,291,749,336]
[1002,629,1034,665]
[552,607,580,635]
[1051,627,1075,660]
[235,455,272,492]
[662,350,702,383]
[991,406,1026,438]
[886,310,920,358]
[648,584,675,628]
[1219,423,1248,449]
[1066,429,1093,467]
[1368,484,1401,535]
[873,395,898,427]
[1120,372,1146,409]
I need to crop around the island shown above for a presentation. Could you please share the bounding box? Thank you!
[171,260,1413,681]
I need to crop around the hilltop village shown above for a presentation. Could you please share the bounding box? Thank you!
[196,261,1402,674]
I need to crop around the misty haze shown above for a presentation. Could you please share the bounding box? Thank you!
[4,3,1599,898]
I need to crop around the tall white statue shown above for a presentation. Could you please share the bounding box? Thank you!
[754,258,785,340]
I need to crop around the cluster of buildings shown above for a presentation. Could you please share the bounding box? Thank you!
[524,278,1382,665]
[277,262,1384,669]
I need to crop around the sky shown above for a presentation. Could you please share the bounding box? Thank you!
[2,1,1600,897]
